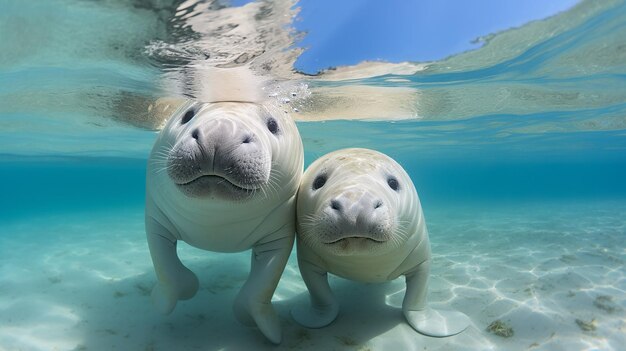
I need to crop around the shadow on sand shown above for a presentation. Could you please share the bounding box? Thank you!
[70,254,479,351]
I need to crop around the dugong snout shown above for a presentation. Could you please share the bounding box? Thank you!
[321,190,391,244]
[168,117,271,197]
[189,117,258,150]
[328,191,386,233]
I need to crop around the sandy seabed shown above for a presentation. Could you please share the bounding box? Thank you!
[0,200,624,351]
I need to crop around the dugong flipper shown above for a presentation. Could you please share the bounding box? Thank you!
[290,258,340,328]
[402,260,470,337]
[146,216,200,315]
[233,234,294,342]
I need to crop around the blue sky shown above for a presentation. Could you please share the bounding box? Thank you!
[291,0,580,74]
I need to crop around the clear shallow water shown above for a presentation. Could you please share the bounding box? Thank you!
[1,201,624,350]
[1,0,626,350]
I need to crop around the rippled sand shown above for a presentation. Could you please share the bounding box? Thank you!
[0,200,624,350]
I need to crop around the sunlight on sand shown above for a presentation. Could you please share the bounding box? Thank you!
[1,201,624,350]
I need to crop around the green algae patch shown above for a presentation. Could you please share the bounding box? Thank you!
[575,318,596,332]
[486,320,514,338]
[594,295,619,313]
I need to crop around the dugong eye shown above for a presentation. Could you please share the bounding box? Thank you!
[387,176,400,191]
[181,109,195,125]
[312,174,327,190]
[266,117,279,134]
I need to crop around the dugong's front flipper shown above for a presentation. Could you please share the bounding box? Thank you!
[290,259,339,328]
[403,260,470,337]
[146,217,199,315]
[233,232,294,344]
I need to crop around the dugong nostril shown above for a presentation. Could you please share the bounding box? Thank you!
[374,200,383,209]
[330,200,342,212]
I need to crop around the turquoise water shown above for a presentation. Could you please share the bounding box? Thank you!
[1,0,626,350]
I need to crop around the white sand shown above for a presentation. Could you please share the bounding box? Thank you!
[0,201,624,351]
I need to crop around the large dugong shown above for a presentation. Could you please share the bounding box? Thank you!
[292,148,469,337]
[145,99,303,343]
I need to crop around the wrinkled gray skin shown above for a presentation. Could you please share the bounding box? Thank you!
[145,100,303,344]
[292,148,469,337]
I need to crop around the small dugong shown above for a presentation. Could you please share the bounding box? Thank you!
[145,100,303,343]
[292,148,469,337]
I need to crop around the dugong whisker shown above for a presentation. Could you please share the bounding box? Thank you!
[264,173,282,198]
[269,174,282,192]
[297,213,318,225]
[271,168,286,178]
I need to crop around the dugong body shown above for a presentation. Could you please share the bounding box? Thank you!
[145,100,303,343]
[292,148,469,337]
